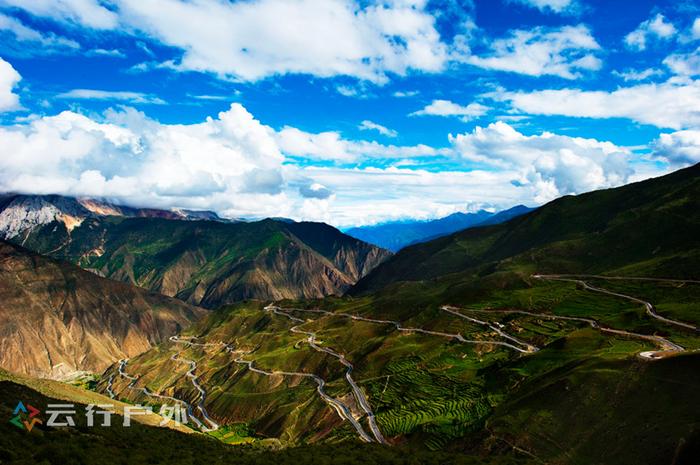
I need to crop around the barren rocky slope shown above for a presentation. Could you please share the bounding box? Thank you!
[0,240,205,379]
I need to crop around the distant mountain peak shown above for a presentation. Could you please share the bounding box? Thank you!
[0,194,233,240]
[344,206,533,252]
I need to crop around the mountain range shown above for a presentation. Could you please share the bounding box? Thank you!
[344,205,533,252]
[0,165,698,464]
[0,194,391,307]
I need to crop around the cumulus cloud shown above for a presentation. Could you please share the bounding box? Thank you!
[299,182,334,199]
[0,103,290,217]
[410,99,489,121]
[494,78,700,129]
[0,57,21,111]
[652,130,700,165]
[449,121,633,203]
[358,120,398,137]
[463,25,601,79]
[624,14,676,51]
[56,89,166,104]
[276,126,448,162]
[0,97,669,227]
[693,18,700,40]
[510,0,578,14]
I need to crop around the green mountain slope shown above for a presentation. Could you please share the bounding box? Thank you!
[0,196,390,308]
[350,163,700,297]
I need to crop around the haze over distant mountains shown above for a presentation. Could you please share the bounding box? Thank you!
[344,205,533,252]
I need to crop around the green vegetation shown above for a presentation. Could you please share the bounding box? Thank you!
[0,380,529,465]
[105,268,700,463]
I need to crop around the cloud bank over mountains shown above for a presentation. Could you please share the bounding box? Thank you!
[0,1,699,226]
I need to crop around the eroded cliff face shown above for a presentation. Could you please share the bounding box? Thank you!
[0,241,206,379]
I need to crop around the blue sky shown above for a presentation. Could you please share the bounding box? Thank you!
[0,0,699,227]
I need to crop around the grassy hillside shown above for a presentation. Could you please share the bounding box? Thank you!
[94,165,700,462]
[351,163,700,298]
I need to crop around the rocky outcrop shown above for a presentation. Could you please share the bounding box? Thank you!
[0,240,206,379]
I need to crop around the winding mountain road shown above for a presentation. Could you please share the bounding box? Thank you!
[533,274,698,332]
[169,353,220,432]
[105,373,116,399]
[447,306,684,359]
[270,306,533,353]
[116,359,206,430]
[265,306,384,444]
[230,351,374,443]
[440,306,539,353]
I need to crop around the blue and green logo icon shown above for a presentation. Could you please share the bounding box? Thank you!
[9,401,43,432]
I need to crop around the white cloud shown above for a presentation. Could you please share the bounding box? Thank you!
[336,85,364,98]
[463,25,601,79]
[510,0,578,14]
[652,129,700,165]
[494,78,700,129]
[188,93,240,101]
[358,120,398,137]
[693,18,700,40]
[0,0,118,29]
[411,99,490,121]
[56,89,166,104]
[0,57,21,112]
[449,121,634,203]
[0,104,289,218]
[0,99,671,227]
[392,90,419,98]
[300,166,527,227]
[110,0,446,83]
[612,67,664,82]
[276,126,446,162]
[663,47,700,76]
[86,48,126,58]
[624,14,676,51]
